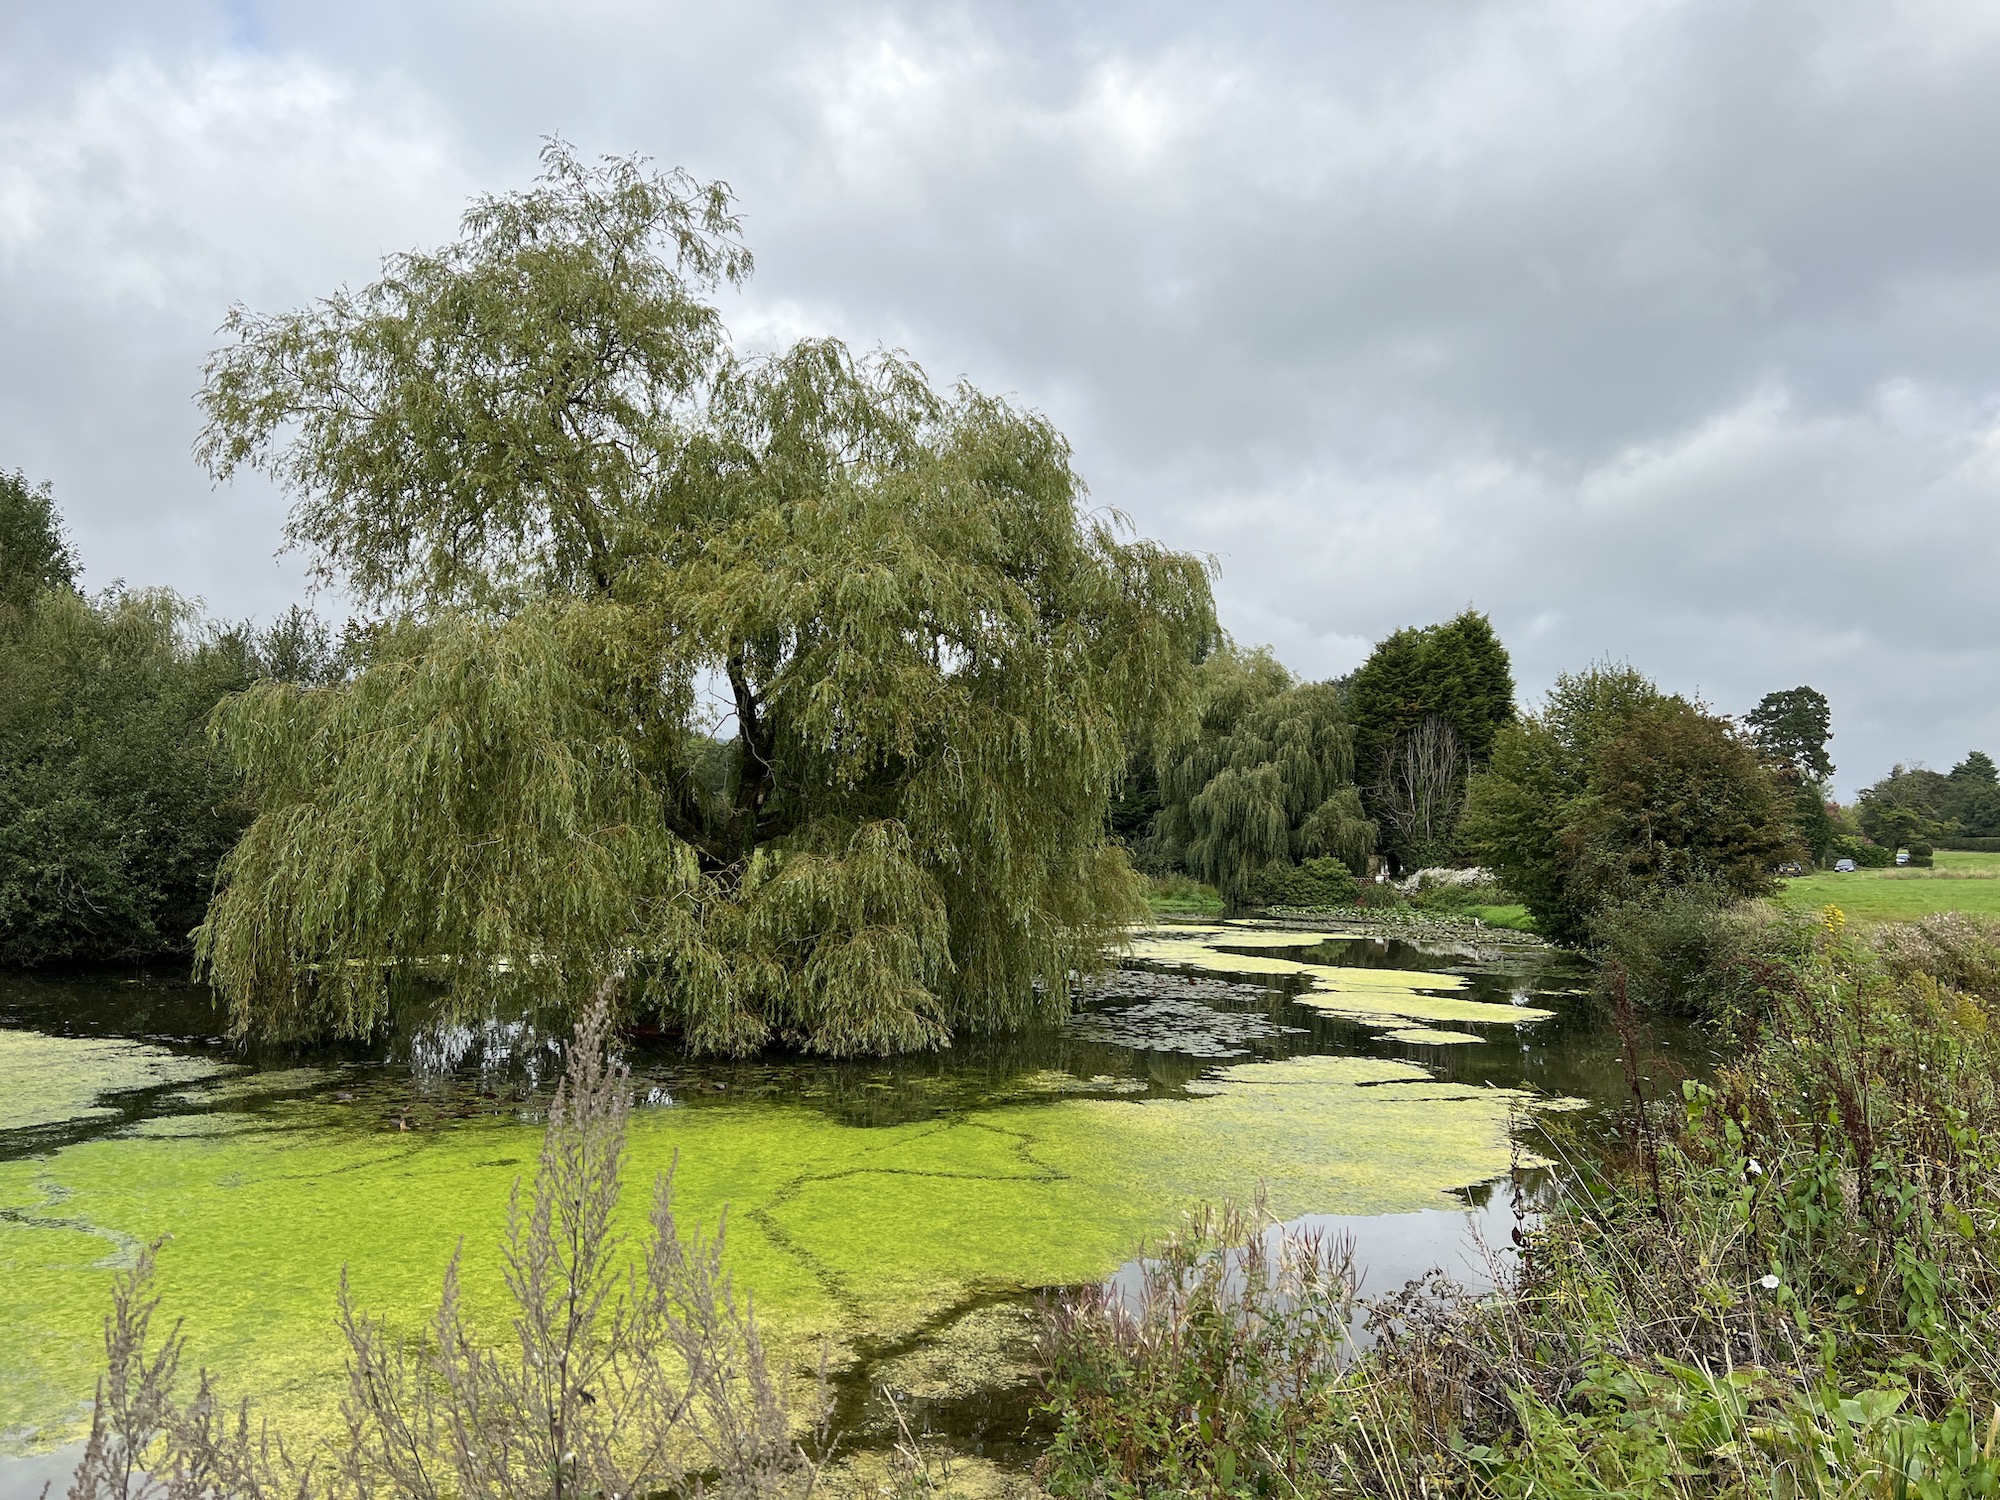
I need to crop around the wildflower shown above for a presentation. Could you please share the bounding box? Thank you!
[1759,1273,1781,1290]
[1746,1158,1763,1176]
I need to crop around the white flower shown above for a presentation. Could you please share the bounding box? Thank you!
[1759,1273,1781,1290]
[1746,1159,1763,1176]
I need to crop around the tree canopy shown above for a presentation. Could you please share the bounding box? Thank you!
[1151,647,1373,906]
[1463,663,1794,944]
[1346,610,1515,869]
[1744,686,1834,783]
[193,144,1216,1054]
[1850,758,2000,848]
[1948,752,2000,838]
[0,483,281,966]
[1,469,79,615]
[1745,685,1836,865]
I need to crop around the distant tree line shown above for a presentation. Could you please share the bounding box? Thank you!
[1131,626,1892,947]
[0,471,335,967]
[1851,754,2000,852]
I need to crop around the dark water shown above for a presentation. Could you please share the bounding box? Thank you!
[0,927,1701,1478]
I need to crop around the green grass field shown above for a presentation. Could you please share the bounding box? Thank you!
[1779,850,2000,924]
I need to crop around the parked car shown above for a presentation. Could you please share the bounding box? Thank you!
[1895,849,1911,866]
[1834,857,1858,873]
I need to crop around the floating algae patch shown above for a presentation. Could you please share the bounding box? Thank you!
[0,1038,1554,1455]
[1127,926,1555,1030]
[1380,1028,1485,1045]
[874,1301,1041,1403]
[0,1029,225,1136]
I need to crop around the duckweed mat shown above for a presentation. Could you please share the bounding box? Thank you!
[0,1035,1548,1452]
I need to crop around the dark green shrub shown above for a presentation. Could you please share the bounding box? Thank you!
[1244,856,1360,909]
[1831,834,1894,868]
[1908,840,1935,867]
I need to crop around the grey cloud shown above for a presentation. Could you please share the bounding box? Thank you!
[2,0,1996,794]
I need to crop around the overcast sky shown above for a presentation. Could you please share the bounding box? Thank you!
[4,1,1997,795]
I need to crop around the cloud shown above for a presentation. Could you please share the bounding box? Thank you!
[0,40,467,617]
[2,0,1997,793]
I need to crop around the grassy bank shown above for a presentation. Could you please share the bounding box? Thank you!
[1143,872,1226,916]
[1780,850,2000,924]
[1042,909,2000,1497]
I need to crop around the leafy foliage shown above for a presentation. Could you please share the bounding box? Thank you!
[1857,764,1955,853]
[1851,753,2000,846]
[0,480,337,968]
[1947,752,2000,839]
[1347,610,1516,871]
[1,467,78,614]
[1245,856,1360,909]
[195,146,1215,1053]
[1746,686,1838,865]
[1040,1201,1355,1496]
[1465,665,1795,945]
[1571,699,1799,905]
[1461,663,1664,944]
[0,585,252,966]
[1744,685,1834,783]
[1152,647,1372,907]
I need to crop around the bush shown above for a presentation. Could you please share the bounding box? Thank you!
[1240,864,1368,912]
[1832,833,1895,868]
[1037,912,2000,1497]
[1040,1202,1357,1495]
[1593,887,1811,1022]
[1909,840,1936,867]
[1,589,260,966]
[1243,856,1360,909]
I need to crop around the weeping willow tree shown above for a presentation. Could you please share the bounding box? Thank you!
[193,143,1215,1055]
[1152,647,1373,905]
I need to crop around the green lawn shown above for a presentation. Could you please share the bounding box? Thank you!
[1779,850,2000,924]
[1469,904,1537,932]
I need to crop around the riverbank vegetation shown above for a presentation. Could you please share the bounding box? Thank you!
[1043,908,2000,1497]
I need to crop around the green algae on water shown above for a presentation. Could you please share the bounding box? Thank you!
[1127,926,1556,1029]
[1379,1028,1485,1045]
[0,1022,1564,1455]
[0,1030,224,1135]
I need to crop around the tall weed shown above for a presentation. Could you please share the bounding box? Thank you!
[64,986,825,1500]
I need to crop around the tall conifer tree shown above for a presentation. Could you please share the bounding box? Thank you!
[1346,610,1515,869]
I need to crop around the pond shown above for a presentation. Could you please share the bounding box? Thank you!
[0,922,1700,1489]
